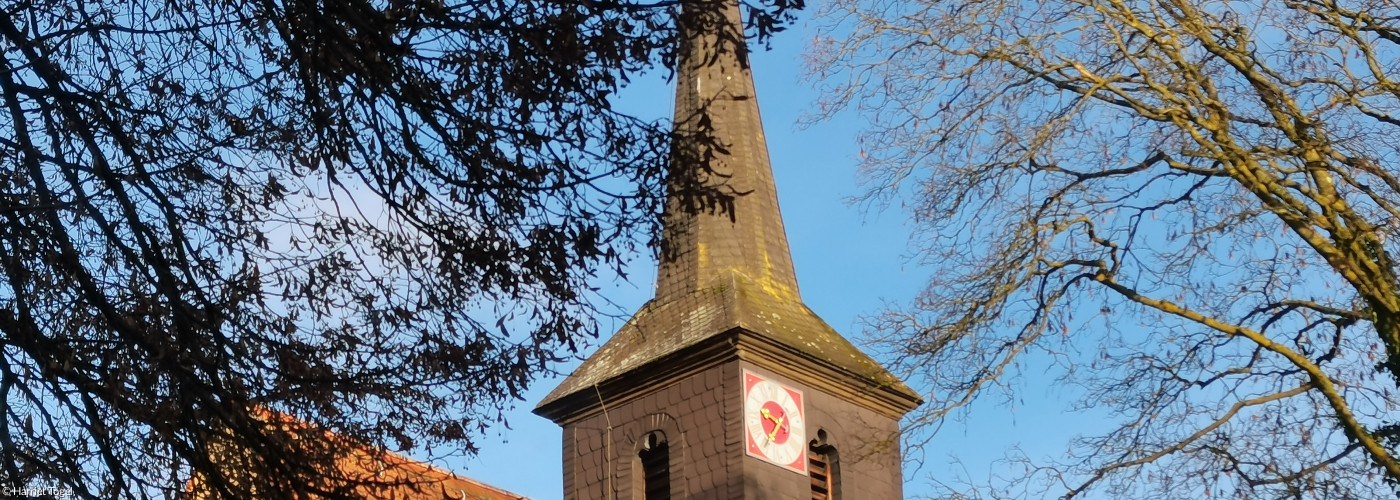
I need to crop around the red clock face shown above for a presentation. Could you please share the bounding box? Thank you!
[759,401,792,444]
[743,370,806,473]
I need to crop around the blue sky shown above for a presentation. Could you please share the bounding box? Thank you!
[433,11,1095,499]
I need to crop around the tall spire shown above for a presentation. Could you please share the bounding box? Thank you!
[655,0,799,303]
[535,0,916,414]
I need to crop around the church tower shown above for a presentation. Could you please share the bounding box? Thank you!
[532,1,922,498]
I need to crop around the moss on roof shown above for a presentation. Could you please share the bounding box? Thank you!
[536,270,915,410]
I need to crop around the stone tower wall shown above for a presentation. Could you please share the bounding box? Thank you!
[559,358,905,500]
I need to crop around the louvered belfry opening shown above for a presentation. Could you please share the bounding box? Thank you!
[809,435,838,500]
[808,451,830,499]
[639,432,670,500]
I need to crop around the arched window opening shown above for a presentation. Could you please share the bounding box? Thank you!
[637,431,669,500]
[808,429,839,500]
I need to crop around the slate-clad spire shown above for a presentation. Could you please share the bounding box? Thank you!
[655,0,799,303]
[535,0,918,415]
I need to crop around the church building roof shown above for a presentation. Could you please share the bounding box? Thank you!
[184,409,530,500]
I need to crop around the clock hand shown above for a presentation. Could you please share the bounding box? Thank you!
[766,415,786,442]
[760,408,783,425]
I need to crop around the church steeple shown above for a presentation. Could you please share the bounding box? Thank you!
[534,3,920,498]
[535,0,915,412]
[655,0,799,303]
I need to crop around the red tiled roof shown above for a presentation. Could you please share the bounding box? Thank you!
[333,445,530,500]
[186,409,529,500]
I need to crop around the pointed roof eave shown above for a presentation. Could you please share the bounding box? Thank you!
[535,0,918,416]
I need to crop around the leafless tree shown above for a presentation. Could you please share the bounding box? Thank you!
[0,0,800,498]
[810,0,1400,498]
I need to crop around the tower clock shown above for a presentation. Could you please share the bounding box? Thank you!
[743,370,806,473]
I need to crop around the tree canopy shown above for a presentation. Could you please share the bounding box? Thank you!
[811,0,1400,498]
[0,0,800,497]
